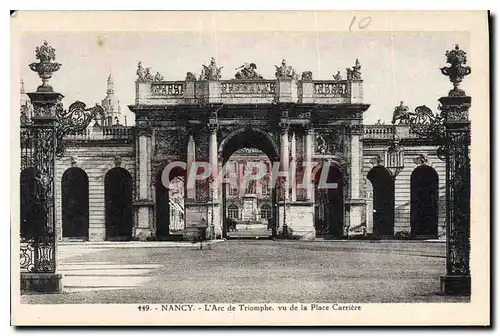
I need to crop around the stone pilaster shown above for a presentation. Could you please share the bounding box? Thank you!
[134,126,154,240]
[346,124,365,236]
[304,126,314,201]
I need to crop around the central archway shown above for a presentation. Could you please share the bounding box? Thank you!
[219,127,279,239]
[155,165,186,240]
[313,162,344,238]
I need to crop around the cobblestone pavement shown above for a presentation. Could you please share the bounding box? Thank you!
[21,240,469,304]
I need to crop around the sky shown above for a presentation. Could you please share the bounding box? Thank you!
[19,31,469,125]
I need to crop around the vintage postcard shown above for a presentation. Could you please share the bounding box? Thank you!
[11,10,490,326]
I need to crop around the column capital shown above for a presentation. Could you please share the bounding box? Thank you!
[137,126,152,137]
[278,119,290,135]
[347,124,363,135]
[207,120,219,134]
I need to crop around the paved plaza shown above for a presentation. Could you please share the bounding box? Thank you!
[21,240,469,304]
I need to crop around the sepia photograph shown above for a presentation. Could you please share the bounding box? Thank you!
[11,10,490,326]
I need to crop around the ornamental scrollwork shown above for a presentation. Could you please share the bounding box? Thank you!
[407,105,447,160]
[55,101,104,157]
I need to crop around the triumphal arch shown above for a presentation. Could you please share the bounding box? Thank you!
[128,58,369,240]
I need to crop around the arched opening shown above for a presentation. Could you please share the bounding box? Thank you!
[62,167,89,240]
[367,166,395,238]
[104,167,133,241]
[220,127,279,239]
[411,165,439,238]
[313,162,344,238]
[20,167,44,240]
[155,165,186,240]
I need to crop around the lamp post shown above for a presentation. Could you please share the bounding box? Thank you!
[384,130,405,180]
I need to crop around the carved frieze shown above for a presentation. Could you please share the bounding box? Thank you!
[154,129,187,157]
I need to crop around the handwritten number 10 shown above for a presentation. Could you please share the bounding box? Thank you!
[349,16,372,31]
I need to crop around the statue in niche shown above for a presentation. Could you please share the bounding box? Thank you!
[136,61,146,81]
[346,59,362,80]
[235,62,263,80]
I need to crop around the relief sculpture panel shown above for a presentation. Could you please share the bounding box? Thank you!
[314,127,346,157]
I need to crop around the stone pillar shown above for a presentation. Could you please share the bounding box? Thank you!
[22,90,64,293]
[304,126,314,201]
[280,125,290,202]
[290,132,297,202]
[436,44,471,296]
[439,95,471,295]
[134,127,154,240]
[208,121,221,239]
[278,117,290,237]
[21,40,66,293]
[346,124,365,237]
[186,134,196,200]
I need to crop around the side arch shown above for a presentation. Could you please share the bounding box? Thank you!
[410,165,439,238]
[104,167,133,241]
[61,167,89,239]
[367,166,395,238]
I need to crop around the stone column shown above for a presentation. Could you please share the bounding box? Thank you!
[208,121,221,239]
[186,134,196,200]
[134,127,154,240]
[290,132,297,202]
[304,126,314,201]
[346,124,365,237]
[280,124,290,202]
[278,116,290,237]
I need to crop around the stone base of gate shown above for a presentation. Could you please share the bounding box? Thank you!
[440,275,471,296]
[287,202,315,241]
[21,272,63,294]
